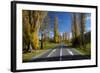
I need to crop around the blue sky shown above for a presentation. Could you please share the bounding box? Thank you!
[48,12,72,34]
[85,14,91,31]
[48,11,91,37]
[39,11,91,38]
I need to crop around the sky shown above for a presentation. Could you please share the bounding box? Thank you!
[47,11,91,37]
[39,11,91,38]
[48,11,72,36]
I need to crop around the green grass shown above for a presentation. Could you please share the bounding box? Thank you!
[39,41,59,50]
[23,41,59,62]
[66,42,72,46]
[23,50,47,62]
[76,43,91,55]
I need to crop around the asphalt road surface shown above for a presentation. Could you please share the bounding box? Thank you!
[28,44,90,62]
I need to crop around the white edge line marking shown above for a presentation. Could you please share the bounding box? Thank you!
[32,49,51,60]
[73,48,84,55]
[47,49,56,57]
[67,49,74,55]
[60,48,62,61]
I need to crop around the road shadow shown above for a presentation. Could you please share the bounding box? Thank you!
[23,55,91,63]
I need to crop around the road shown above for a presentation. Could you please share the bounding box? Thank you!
[29,44,90,62]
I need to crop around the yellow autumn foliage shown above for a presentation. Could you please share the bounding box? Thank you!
[22,10,47,50]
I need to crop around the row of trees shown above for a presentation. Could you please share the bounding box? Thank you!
[23,10,48,52]
[23,10,60,52]
[23,10,90,53]
[23,10,69,52]
[40,15,51,49]
[71,13,88,48]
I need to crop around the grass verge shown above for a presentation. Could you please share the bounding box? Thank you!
[76,43,91,55]
[23,50,47,62]
[23,42,59,62]
[39,41,59,50]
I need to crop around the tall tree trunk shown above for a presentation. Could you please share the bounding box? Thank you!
[31,30,39,50]
[80,13,86,49]
[41,33,44,49]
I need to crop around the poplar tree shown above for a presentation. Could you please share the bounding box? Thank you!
[54,16,59,43]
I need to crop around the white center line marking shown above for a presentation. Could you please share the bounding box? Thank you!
[47,49,56,57]
[67,49,74,55]
[32,49,51,60]
[60,48,62,61]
